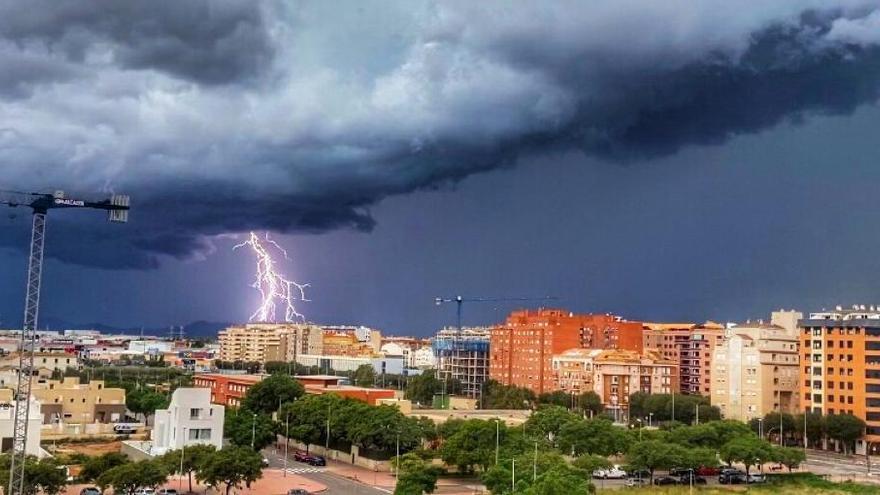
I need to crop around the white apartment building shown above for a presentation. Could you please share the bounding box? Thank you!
[150,388,224,456]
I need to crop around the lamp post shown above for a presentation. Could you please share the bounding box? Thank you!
[533,441,538,482]
[284,414,290,477]
[395,431,400,480]
[251,412,257,449]
[636,418,642,441]
[495,419,500,465]
[648,412,653,428]
[511,459,516,492]
[179,427,186,491]
[758,418,764,440]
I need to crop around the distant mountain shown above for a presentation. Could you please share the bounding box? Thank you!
[29,317,231,339]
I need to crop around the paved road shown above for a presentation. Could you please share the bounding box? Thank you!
[263,448,389,494]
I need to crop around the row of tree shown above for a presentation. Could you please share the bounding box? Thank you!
[747,411,867,454]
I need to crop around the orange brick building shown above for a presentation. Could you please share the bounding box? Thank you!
[489,309,643,394]
[193,373,396,407]
[643,321,725,396]
[800,307,880,454]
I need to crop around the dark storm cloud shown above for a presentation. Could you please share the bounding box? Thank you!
[1,1,880,269]
[0,0,274,85]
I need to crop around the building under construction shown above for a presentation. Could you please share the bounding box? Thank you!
[432,327,491,398]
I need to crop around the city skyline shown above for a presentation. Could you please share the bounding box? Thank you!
[2,3,880,335]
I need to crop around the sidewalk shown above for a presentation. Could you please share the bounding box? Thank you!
[64,469,327,495]
[325,462,484,495]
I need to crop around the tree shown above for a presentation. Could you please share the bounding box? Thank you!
[240,373,304,414]
[523,467,591,495]
[680,447,718,471]
[440,419,505,473]
[482,380,535,409]
[797,412,826,449]
[197,446,263,495]
[772,446,806,472]
[625,440,686,482]
[825,414,865,454]
[482,452,588,495]
[353,364,377,387]
[126,388,170,425]
[279,394,344,451]
[347,404,423,452]
[79,452,129,483]
[160,444,216,493]
[536,391,572,408]
[405,372,442,405]
[225,408,277,451]
[576,392,603,417]
[719,436,774,475]
[525,406,579,443]
[393,453,443,495]
[0,455,68,495]
[571,454,610,476]
[97,460,168,495]
[557,418,631,457]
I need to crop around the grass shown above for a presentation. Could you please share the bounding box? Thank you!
[606,474,880,494]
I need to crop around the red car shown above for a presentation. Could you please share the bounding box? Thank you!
[293,451,311,462]
[695,466,720,476]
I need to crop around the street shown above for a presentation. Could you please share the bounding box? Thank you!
[263,448,391,494]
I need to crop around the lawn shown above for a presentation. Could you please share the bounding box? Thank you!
[612,474,880,494]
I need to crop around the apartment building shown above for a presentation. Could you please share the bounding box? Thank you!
[490,309,643,394]
[192,374,264,407]
[710,323,799,421]
[433,327,491,398]
[643,322,725,396]
[218,324,291,363]
[799,306,880,454]
[552,348,677,418]
[31,378,126,424]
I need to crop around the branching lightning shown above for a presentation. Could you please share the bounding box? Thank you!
[233,232,309,322]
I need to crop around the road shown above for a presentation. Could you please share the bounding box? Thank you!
[263,447,390,495]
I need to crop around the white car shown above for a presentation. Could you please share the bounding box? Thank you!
[133,489,156,495]
[593,466,627,479]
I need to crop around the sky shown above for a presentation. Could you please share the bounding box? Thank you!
[2,1,880,335]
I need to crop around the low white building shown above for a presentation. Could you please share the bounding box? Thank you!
[0,393,45,457]
[149,388,224,456]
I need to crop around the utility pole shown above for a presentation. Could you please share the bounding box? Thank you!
[284,414,290,477]
[0,190,129,495]
[251,413,257,449]
[511,459,516,492]
[533,441,538,481]
[495,420,500,465]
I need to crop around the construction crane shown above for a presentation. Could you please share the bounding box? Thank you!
[434,295,558,402]
[0,189,129,495]
[434,295,559,331]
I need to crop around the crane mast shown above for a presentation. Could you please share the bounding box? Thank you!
[0,190,129,495]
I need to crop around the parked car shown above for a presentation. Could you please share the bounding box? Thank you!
[133,489,156,495]
[653,476,678,486]
[113,424,138,434]
[158,490,179,495]
[678,473,708,485]
[627,469,651,480]
[592,466,627,479]
[669,468,692,477]
[624,477,648,487]
[288,490,312,495]
[696,466,720,476]
[306,455,326,467]
[262,457,270,467]
[80,488,101,495]
[719,471,747,485]
[294,451,311,462]
[747,474,767,484]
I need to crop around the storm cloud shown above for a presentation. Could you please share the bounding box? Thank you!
[1,1,880,269]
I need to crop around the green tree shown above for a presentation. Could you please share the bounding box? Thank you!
[536,391,572,408]
[97,460,168,495]
[797,412,826,448]
[241,373,304,414]
[279,394,344,451]
[159,444,216,493]
[825,413,865,454]
[197,446,263,495]
[772,446,806,472]
[405,372,442,405]
[79,452,129,483]
[719,436,774,475]
[523,467,591,495]
[571,454,610,476]
[557,418,631,456]
[353,364,377,387]
[482,452,588,495]
[440,419,505,473]
[625,440,686,482]
[225,408,277,451]
[126,388,170,425]
[483,380,535,410]
[680,447,718,471]
[393,453,443,495]
[576,391,603,417]
[0,455,68,495]
[347,405,423,452]
[525,405,579,443]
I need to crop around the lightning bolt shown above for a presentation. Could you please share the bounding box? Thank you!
[233,232,309,322]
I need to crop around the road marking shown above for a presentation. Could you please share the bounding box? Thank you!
[285,467,327,474]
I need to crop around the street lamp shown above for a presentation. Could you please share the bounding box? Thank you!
[648,413,653,428]
[757,418,764,440]
[495,419,500,465]
[284,414,290,477]
[251,413,257,449]
[636,418,643,441]
[179,427,187,492]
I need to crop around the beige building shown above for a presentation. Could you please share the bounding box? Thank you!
[31,378,126,424]
[0,352,80,377]
[552,348,678,420]
[710,324,800,421]
[218,323,325,364]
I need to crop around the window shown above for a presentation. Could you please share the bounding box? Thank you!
[188,428,212,440]
[190,408,201,420]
